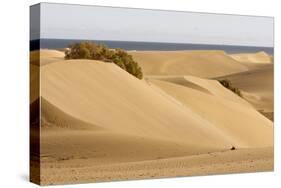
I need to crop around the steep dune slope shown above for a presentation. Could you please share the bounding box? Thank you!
[41,97,100,130]
[30,49,65,104]
[41,59,234,150]
[148,75,251,107]
[129,50,248,77]
[148,79,273,147]
[216,64,273,114]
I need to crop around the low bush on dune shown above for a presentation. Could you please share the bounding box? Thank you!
[219,79,242,97]
[65,42,143,79]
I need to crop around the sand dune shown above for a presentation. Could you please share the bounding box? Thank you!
[30,64,39,103]
[41,97,100,130]
[148,75,251,107]
[34,49,273,185]
[129,50,248,77]
[40,57,273,148]
[238,62,273,71]
[230,51,273,64]
[30,49,65,103]
[146,76,212,94]
[216,64,273,117]
[30,98,39,125]
[30,50,40,65]
[148,79,273,147]
[30,49,65,66]
[41,59,234,150]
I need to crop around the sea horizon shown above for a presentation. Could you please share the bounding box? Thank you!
[30,38,274,54]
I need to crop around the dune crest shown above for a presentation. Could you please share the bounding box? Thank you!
[41,97,101,130]
[230,51,273,64]
[129,50,248,78]
[183,75,251,106]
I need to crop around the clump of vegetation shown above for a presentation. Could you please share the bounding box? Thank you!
[65,41,143,79]
[219,79,242,97]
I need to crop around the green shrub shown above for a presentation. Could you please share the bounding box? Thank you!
[219,79,242,97]
[65,42,143,79]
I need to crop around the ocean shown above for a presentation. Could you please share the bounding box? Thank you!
[30,39,274,54]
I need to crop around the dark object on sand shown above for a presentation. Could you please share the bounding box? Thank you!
[231,146,236,150]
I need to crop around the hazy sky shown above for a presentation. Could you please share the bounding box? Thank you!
[31,3,274,47]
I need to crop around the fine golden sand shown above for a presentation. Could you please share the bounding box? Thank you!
[31,49,273,185]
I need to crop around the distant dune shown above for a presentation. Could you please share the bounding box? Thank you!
[31,49,273,185]
[230,51,273,64]
[129,50,248,77]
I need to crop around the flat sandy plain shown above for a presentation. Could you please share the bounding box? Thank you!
[30,49,273,185]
